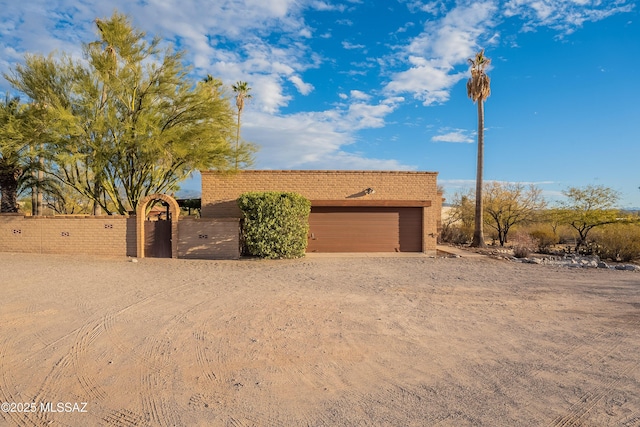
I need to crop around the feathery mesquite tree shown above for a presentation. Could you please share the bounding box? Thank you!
[5,12,249,214]
[0,95,51,213]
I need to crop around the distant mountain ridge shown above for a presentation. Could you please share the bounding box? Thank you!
[176,189,201,199]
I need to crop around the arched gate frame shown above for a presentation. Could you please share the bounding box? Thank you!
[136,194,180,259]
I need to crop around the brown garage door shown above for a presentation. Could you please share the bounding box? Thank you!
[307,207,422,252]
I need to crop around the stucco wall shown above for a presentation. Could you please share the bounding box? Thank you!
[0,214,136,257]
[0,214,241,260]
[178,218,240,259]
[201,170,440,252]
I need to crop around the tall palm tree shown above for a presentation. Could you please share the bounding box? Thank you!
[467,49,491,248]
[231,81,252,169]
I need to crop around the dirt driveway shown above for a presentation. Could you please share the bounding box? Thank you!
[1,252,639,426]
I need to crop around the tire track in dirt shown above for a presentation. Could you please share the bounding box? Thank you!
[137,295,217,427]
[107,281,217,426]
[262,295,380,426]
[25,282,197,360]
[438,303,640,426]
[621,413,640,426]
[138,337,177,426]
[101,408,149,427]
[193,329,217,383]
[2,341,78,427]
[185,293,349,426]
[71,321,108,402]
[98,281,201,359]
[548,316,640,427]
[29,352,76,425]
[317,288,442,426]
[187,316,240,421]
[321,337,430,425]
[2,307,142,425]
[85,281,222,426]
[186,304,266,422]
[0,338,43,427]
[28,317,110,425]
[241,299,321,426]
[1,281,208,427]
[548,358,638,427]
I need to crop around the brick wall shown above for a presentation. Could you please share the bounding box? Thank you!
[0,215,136,257]
[202,170,439,216]
[201,170,440,252]
[178,218,240,259]
[0,215,241,260]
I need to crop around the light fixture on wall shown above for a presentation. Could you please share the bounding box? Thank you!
[364,187,375,195]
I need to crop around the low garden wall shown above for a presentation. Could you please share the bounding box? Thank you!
[177,218,239,259]
[0,214,240,260]
[0,214,137,257]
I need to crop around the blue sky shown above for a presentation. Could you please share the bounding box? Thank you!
[1,0,638,207]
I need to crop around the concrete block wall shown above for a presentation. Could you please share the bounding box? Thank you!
[201,170,440,252]
[0,215,136,257]
[1,214,240,260]
[178,218,240,259]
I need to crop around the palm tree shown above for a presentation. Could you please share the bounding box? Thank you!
[231,81,252,169]
[467,49,491,248]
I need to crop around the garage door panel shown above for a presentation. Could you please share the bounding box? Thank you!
[398,209,422,252]
[307,207,422,253]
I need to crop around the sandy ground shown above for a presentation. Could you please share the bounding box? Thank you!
[0,251,639,427]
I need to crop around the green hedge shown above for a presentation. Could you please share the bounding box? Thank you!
[237,192,311,259]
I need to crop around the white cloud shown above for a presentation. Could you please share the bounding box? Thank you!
[399,1,496,63]
[432,130,474,143]
[385,61,466,105]
[243,109,414,170]
[349,90,372,101]
[346,103,394,130]
[336,19,354,26]
[404,1,444,15]
[385,1,497,105]
[301,152,415,170]
[342,41,366,50]
[438,179,477,194]
[310,1,347,12]
[204,35,319,113]
[0,0,319,114]
[2,0,634,179]
[248,75,292,114]
[388,0,633,106]
[299,28,313,38]
[289,75,314,95]
[395,22,415,33]
[503,0,635,34]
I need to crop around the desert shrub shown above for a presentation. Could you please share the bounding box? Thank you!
[590,223,640,262]
[237,192,311,259]
[439,224,473,245]
[510,231,538,258]
[556,225,577,246]
[528,227,557,254]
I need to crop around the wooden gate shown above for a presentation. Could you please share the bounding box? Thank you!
[144,220,172,258]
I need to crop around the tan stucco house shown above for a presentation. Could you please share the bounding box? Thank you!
[201,170,441,254]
